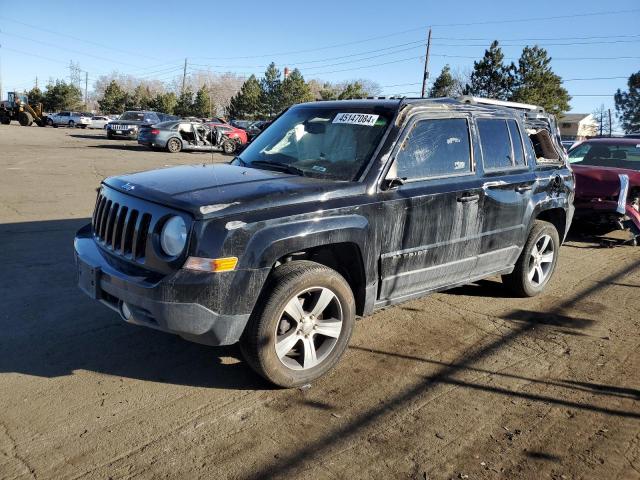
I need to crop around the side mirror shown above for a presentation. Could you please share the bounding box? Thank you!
[381,177,406,190]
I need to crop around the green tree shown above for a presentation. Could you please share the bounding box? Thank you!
[192,85,211,118]
[174,88,194,117]
[43,80,83,112]
[338,81,368,99]
[510,46,570,116]
[261,62,282,116]
[26,86,44,105]
[228,75,263,119]
[428,65,459,98]
[463,41,513,100]
[150,92,177,114]
[318,82,338,100]
[280,69,313,108]
[614,71,640,133]
[126,84,152,110]
[98,80,128,114]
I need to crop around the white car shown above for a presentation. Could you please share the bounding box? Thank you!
[88,116,110,129]
[46,111,92,128]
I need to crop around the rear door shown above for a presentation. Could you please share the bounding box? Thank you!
[475,117,536,275]
[377,114,485,303]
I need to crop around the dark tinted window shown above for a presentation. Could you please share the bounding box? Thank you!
[507,119,526,166]
[478,119,513,170]
[396,118,471,179]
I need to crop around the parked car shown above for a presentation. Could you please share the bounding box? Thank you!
[88,116,110,129]
[205,121,247,145]
[106,111,178,139]
[138,120,240,154]
[568,138,640,244]
[75,97,573,387]
[47,111,92,128]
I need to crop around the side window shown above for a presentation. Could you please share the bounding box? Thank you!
[477,119,513,170]
[395,118,471,180]
[507,119,526,166]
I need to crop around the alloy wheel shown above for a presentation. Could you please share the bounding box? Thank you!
[527,234,555,287]
[274,287,343,371]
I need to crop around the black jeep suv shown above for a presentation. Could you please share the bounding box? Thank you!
[75,97,574,387]
[106,110,178,139]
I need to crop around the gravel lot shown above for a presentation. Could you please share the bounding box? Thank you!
[1,124,639,480]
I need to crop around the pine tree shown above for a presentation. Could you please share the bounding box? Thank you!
[192,85,211,118]
[614,71,640,134]
[150,92,177,114]
[464,41,513,100]
[280,69,314,109]
[98,80,127,114]
[127,84,152,110]
[44,80,83,112]
[26,86,44,105]
[261,63,282,117]
[228,75,263,119]
[318,83,338,100]
[428,65,458,98]
[510,46,570,116]
[174,88,194,117]
[338,81,368,99]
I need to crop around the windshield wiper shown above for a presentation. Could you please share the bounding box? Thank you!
[249,160,306,176]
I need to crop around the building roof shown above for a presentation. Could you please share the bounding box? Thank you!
[559,113,592,123]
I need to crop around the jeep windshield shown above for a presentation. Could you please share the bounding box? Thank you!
[235,106,390,180]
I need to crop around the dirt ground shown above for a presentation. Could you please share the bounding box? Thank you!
[0,124,638,480]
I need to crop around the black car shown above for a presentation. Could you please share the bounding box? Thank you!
[75,97,574,387]
[106,111,178,139]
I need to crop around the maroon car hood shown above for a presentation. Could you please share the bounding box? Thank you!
[573,165,640,199]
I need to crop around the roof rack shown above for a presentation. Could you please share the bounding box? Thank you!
[458,95,545,113]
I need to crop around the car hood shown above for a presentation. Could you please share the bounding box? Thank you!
[573,164,640,199]
[103,164,359,218]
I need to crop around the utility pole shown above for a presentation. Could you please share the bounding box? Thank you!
[420,28,432,98]
[181,58,187,95]
[35,76,38,89]
[84,71,88,108]
[608,108,612,137]
[599,111,603,136]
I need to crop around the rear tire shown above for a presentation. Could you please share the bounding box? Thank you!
[0,116,11,125]
[502,220,560,297]
[46,118,54,126]
[68,120,75,128]
[222,139,236,154]
[240,261,355,388]
[166,137,182,153]
[106,131,113,139]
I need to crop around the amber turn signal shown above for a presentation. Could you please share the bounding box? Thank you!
[184,256,238,272]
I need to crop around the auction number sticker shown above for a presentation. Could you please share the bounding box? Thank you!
[333,113,379,126]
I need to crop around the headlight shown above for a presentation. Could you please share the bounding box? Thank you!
[160,216,187,256]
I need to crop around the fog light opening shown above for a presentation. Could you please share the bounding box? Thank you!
[119,301,133,321]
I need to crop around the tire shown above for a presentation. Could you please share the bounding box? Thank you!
[68,120,75,128]
[46,118,53,126]
[502,220,560,297]
[106,131,113,139]
[240,260,356,388]
[0,116,10,125]
[18,112,33,126]
[222,140,236,154]
[166,137,182,153]
[80,125,87,129]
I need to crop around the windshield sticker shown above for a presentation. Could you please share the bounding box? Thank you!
[454,161,466,170]
[333,113,379,126]
[447,137,461,145]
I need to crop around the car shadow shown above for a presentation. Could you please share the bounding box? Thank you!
[0,218,271,390]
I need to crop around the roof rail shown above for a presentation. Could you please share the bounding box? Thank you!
[458,95,545,113]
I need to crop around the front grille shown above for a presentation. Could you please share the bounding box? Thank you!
[92,191,152,262]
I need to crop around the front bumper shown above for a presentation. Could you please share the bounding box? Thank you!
[74,224,267,345]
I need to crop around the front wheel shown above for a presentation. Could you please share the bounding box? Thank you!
[46,118,54,126]
[502,220,560,297]
[68,120,75,128]
[222,139,236,154]
[240,261,355,388]
[166,137,182,153]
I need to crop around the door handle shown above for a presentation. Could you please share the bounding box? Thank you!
[457,194,480,203]
[515,184,533,193]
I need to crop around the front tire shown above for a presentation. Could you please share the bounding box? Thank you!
[240,261,355,388]
[222,139,236,154]
[68,120,75,128]
[18,112,33,126]
[166,137,182,153]
[502,220,560,297]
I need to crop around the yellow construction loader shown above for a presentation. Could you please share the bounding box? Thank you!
[0,92,47,126]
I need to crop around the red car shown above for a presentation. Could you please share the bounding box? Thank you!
[568,138,640,245]
[206,118,248,145]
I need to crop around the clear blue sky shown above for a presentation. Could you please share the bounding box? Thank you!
[1,0,639,116]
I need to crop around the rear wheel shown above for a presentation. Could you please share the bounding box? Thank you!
[222,139,236,154]
[80,125,87,129]
[68,120,75,128]
[18,112,33,126]
[46,118,54,126]
[0,115,10,125]
[502,220,560,297]
[166,137,182,153]
[240,261,355,388]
